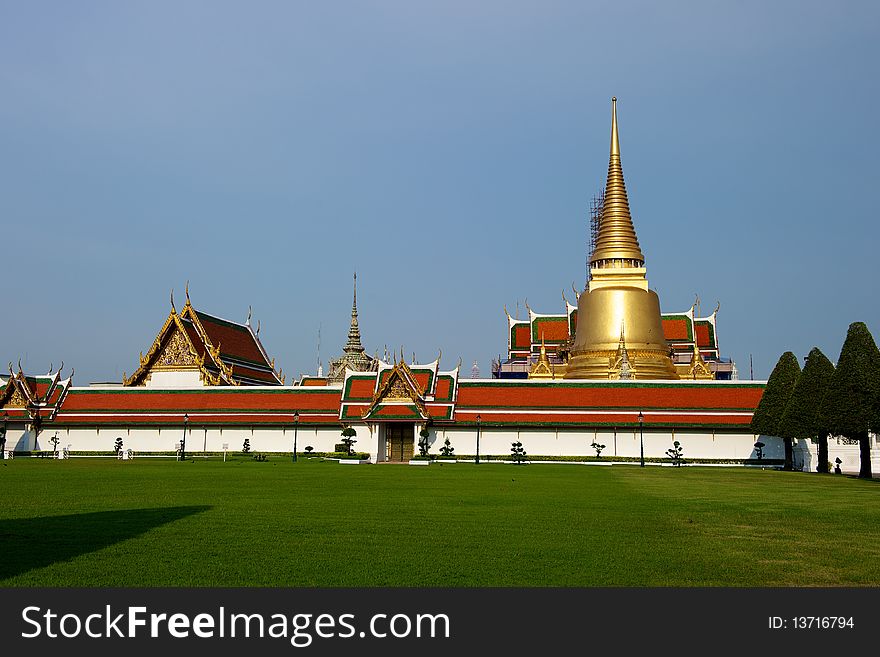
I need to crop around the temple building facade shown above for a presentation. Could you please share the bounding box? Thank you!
[13,97,869,470]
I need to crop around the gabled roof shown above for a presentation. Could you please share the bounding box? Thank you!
[124,292,284,387]
[363,360,429,421]
[339,357,460,423]
[1,364,72,424]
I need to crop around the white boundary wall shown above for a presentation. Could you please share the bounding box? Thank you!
[21,422,784,465]
[422,427,782,461]
[28,423,880,471]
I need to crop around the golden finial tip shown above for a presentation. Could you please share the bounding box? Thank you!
[612,96,616,102]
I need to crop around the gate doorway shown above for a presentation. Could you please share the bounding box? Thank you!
[385,424,414,462]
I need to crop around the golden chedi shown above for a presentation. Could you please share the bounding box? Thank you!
[565,98,678,380]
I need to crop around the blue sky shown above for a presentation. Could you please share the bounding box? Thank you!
[1,1,878,383]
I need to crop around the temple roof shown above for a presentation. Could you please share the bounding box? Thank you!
[339,356,460,423]
[1,364,72,426]
[505,298,721,361]
[38,375,762,432]
[53,386,341,427]
[123,290,283,387]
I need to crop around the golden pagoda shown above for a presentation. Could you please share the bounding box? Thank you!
[565,98,678,380]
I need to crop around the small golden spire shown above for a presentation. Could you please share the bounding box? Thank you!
[589,97,646,268]
[528,333,555,379]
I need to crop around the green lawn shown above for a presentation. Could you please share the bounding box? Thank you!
[1,457,878,587]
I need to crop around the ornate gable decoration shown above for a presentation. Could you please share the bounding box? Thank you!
[364,360,428,420]
[0,379,27,409]
[123,307,226,386]
[155,325,200,370]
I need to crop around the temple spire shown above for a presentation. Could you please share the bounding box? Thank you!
[343,272,364,355]
[589,97,646,268]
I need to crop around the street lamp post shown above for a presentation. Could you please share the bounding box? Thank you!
[0,411,8,460]
[180,413,189,462]
[292,411,299,463]
[638,411,644,468]
[476,414,481,465]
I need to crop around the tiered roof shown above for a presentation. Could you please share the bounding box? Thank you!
[455,380,763,429]
[39,369,761,433]
[504,298,720,361]
[124,289,283,387]
[54,387,340,428]
[1,364,72,431]
[339,356,460,424]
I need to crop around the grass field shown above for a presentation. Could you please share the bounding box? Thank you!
[1,457,878,587]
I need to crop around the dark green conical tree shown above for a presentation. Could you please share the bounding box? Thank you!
[751,351,801,470]
[820,322,880,479]
[778,348,835,473]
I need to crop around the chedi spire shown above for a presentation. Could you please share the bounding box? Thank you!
[589,97,646,268]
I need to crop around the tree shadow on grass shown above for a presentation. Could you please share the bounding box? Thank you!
[0,506,211,581]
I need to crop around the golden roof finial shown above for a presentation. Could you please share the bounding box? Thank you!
[589,97,646,268]
[610,96,620,157]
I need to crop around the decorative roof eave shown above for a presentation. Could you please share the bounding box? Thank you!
[504,306,529,329]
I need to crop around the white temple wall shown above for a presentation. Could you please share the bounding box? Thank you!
[426,426,778,460]
[793,434,880,474]
[51,425,349,456]
[22,423,784,463]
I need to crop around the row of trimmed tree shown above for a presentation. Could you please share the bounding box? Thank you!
[751,322,880,478]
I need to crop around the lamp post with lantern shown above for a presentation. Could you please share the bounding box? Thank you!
[180,413,189,461]
[638,410,644,468]
[292,411,299,463]
[476,414,482,465]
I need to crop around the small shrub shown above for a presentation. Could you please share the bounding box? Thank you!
[242,438,251,454]
[304,446,314,455]
[252,453,268,462]
[510,440,527,464]
[340,426,357,456]
[666,440,685,467]
[114,437,123,454]
[590,441,605,458]
[754,441,765,460]
[439,437,455,458]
